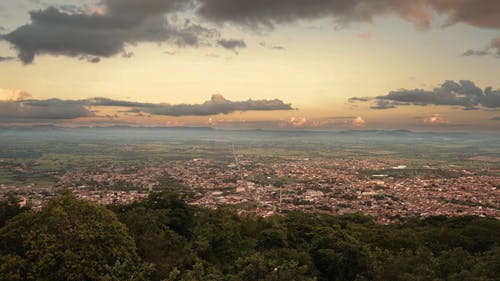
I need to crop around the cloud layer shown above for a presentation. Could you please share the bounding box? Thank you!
[2,0,500,63]
[216,39,247,52]
[2,1,217,64]
[196,0,500,30]
[0,95,95,119]
[0,93,293,120]
[350,80,500,110]
[196,0,430,29]
[463,37,500,58]
[121,94,293,116]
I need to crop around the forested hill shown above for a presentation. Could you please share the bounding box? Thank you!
[1,192,499,281]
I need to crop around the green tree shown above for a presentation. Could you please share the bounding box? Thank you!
[0,195,28,228]
[0,191,149,281]
[232,253,316,281]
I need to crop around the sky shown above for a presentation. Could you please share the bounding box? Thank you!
[0,0,499,131]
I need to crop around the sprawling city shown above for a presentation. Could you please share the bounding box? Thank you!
[1,0,500,280]
[1,127,499,224]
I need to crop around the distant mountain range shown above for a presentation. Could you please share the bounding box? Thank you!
[1,125,488,137]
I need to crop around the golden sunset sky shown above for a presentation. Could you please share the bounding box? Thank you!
[0,0,499,130]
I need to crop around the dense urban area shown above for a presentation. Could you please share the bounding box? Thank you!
[1,128,499,223]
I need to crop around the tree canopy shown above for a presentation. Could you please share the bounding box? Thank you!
[0,191,149,281]
[1,191,499,281]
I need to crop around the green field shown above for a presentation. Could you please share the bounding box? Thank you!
[0,128,498,187]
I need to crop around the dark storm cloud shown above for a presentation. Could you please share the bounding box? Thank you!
[350,80,500,110]
[1,95,293,119]
[216,39,247,51]
[105,0,188,17]
[195,0,428,29]
[195,0,500,30]
[1,0,216,64]
[3,0,500,63]
[429,0,500,29]
[196,0,500,58]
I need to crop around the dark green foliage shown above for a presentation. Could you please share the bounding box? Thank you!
[0,191,149,281]
[0,196,28,228]
[1,191,500,281]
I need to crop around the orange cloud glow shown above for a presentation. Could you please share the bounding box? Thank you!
[352,116,366,127]
[85,5,107,16]
[290,117,308,127]
[0,89,31,101]
[423,114,447,124]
